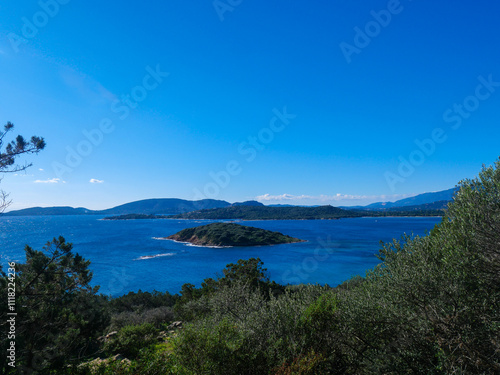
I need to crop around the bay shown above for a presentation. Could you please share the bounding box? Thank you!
[0,215,441,296]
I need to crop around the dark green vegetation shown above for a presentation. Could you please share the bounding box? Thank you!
[103,214,169,220]
[1,160,500,374]
[104,203,445,221]
[363,201,447,217]
[231,200,264,206]
[385,199,449,211]
[166,222,304,247]
[172,205,364,220]
[172,204,444,220]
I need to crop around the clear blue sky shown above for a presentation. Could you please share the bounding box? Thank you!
[1,0,499,210]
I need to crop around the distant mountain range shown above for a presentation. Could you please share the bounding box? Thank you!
[2,188,457,216]
[342,188,458,211]
[382,200,451,212]
[3,206,94,216]
[95,198,231,215]
[3,198,235,216]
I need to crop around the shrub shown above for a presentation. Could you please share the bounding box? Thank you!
[272,350,325,375]
[109,306,174,331]
[172,319,249,375]
[103,323,158,359]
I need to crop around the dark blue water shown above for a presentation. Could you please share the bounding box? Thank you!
[0,216,440,296]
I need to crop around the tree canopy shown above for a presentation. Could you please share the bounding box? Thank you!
[0,122,45,212]
[0,237,108,373]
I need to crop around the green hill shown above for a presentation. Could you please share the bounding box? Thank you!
[166,222,304,247]
[96,198,230,215]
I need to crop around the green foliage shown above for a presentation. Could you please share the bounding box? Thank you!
[0,122,45,173]
[108,306,174,331]
[74,343,189,375]
[175,258,285,321]
[103,323,158,359]
[108,289,177,312]
[271,350,326,375]
[173,282,332,374]
[0,121,46,212]
[0,237,109,373]
[172,204,443,220]
[107,289,178,330]
[299,292,338,327]
[173,319,249,375]
[298,292,341,357]
[220,258,270,287]
[446,160,500,284]
[327,160,500,374]
[177,258,271,304]
[168,222,304,247]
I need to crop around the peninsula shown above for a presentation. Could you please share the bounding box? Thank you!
[166,222,305,247]
[103,214,169,220]
[171,205,362,220]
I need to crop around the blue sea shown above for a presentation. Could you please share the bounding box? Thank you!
[0,216,441,296]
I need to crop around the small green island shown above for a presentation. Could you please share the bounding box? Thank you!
[165,222,305,247]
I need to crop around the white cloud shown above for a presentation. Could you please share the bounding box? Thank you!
[90,179,104,184]
[38,168,44,171]
[256,193,372,201]
[256,193,313,201]
[34,178,64,184]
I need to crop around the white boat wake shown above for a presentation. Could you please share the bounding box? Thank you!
[134,252,176,260]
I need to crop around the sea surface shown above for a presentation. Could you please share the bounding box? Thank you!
[0,215,441,296]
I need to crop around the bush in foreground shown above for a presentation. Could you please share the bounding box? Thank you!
[167,160,500,374]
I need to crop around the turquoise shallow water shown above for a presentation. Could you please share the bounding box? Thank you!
[0,215,440,296]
